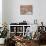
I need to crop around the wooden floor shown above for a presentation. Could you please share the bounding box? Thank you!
[0,40,46,46]
[31,40,46,46]
[40,45,46,46]
[0,43,46,46]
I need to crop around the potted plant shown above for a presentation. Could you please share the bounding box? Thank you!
[0,23,9,44]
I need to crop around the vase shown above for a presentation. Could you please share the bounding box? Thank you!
[0,38,5,44]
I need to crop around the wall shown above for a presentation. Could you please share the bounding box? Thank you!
[39,0,46,26]
[2,0,39,25]
[2,0,46,26]
[0,0,2,27]
[14,0,39,25]
[2,0,8,25]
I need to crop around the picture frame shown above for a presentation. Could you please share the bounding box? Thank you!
[20,5,32,15]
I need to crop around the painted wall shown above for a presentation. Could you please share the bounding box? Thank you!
[2,0,39,25]
[2,0,46,26]
[10,0,39,25]
[0,0,2,27]
[2,0,8,24]
[39,0,46,26]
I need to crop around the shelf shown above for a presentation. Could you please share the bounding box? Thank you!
[10,32,15,33]
[10,32,23,34]
[16,32,23,33]
[9,25,31,36]
[9,23,37,26]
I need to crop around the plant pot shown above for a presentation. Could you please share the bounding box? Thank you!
[0,38,5,44]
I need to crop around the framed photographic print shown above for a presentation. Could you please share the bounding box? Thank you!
[20,5,32,15]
